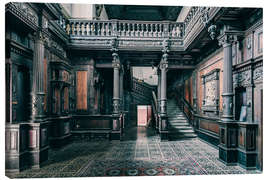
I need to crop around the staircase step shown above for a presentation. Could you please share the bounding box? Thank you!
[169,126,193,130]
[167,99,197,139]
[168,117,186,119]
[170,129,195,133]
[169,122,190,126]
[169,134,197,139]
[168,119,188,122]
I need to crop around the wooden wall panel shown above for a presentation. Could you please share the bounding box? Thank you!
[54,88,60,113]
[64,87,69,110]
[199,120,219,134]
[76,71,88,110]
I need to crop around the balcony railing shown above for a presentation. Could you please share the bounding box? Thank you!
[64,19,184,39]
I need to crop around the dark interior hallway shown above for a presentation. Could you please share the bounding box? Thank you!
[5,3,263,176]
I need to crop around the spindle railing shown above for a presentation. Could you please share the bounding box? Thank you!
[64,19,184,39]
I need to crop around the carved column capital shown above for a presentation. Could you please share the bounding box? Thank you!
[217,30,243,47]
[34,31,49,44]
[112,52,121,69]
[159,59,168,70]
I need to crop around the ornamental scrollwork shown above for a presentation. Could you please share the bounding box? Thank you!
[253,66,263,82]
[110,38,118,53]
[199,7,211,27]
[234,70,251,87]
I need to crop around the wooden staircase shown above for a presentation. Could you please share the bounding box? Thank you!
[167,99,197,140]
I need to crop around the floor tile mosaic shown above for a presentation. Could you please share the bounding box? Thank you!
[6,127,261,178]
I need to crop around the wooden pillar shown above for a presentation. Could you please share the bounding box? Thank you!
[159,39,170,140]
[31,31,45,121]
[111,51,121,140]
[28,30,49,169]
[217,29,239,165]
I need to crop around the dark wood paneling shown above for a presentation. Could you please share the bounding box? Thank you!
[64,87,69,111]
[200,120,219,134]
[76,71,88,110]
[54,88,60,113]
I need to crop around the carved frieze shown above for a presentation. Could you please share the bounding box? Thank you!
[253,66,263,83]
[199,7,211,26]
[201,69,220,116]
[233,70,252,87]
[50,40,66,58]
[9,3,38,27]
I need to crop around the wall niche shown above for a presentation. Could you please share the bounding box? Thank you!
[201,69,220,117]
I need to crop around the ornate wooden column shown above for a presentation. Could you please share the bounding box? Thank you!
[217,28,240,165]
[119,65,124,112]
[31,31,46,121]
[111,38,121,140]
[28,30,49,169]
[89,58,95,114]
[159,39,169,140]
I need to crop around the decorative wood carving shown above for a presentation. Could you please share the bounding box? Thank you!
[201,69,220,116]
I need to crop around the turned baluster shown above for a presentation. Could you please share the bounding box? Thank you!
[146,24,149,37]
[157,24,161,37]
[154,24,158,37]
[82,22,86,36]
[101,22,104,36]
[142,24,146,37]
[127,23,131,37]
[93,22,97,36]
[74,22,78,35]
[137,23,140,37]
[96,22,100,36]
[160,24,163,37]
[101,22,105,36]
[107,23,110,36]
[80,22,83,35]
[84,23,88,36]
[120,23,124,36]
[131,23,135,37]
[149,24,153,37]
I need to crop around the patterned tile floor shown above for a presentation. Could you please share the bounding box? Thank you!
[7,127,261,178]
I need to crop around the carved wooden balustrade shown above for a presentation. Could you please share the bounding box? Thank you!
[131,77,155,100]
[65,19,184,39]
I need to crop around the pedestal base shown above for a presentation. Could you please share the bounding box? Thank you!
[28,147,49,169]
[110,131,121,140]
[28,121,50,169]
[160,131,168,141]
[218,145,238,165]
